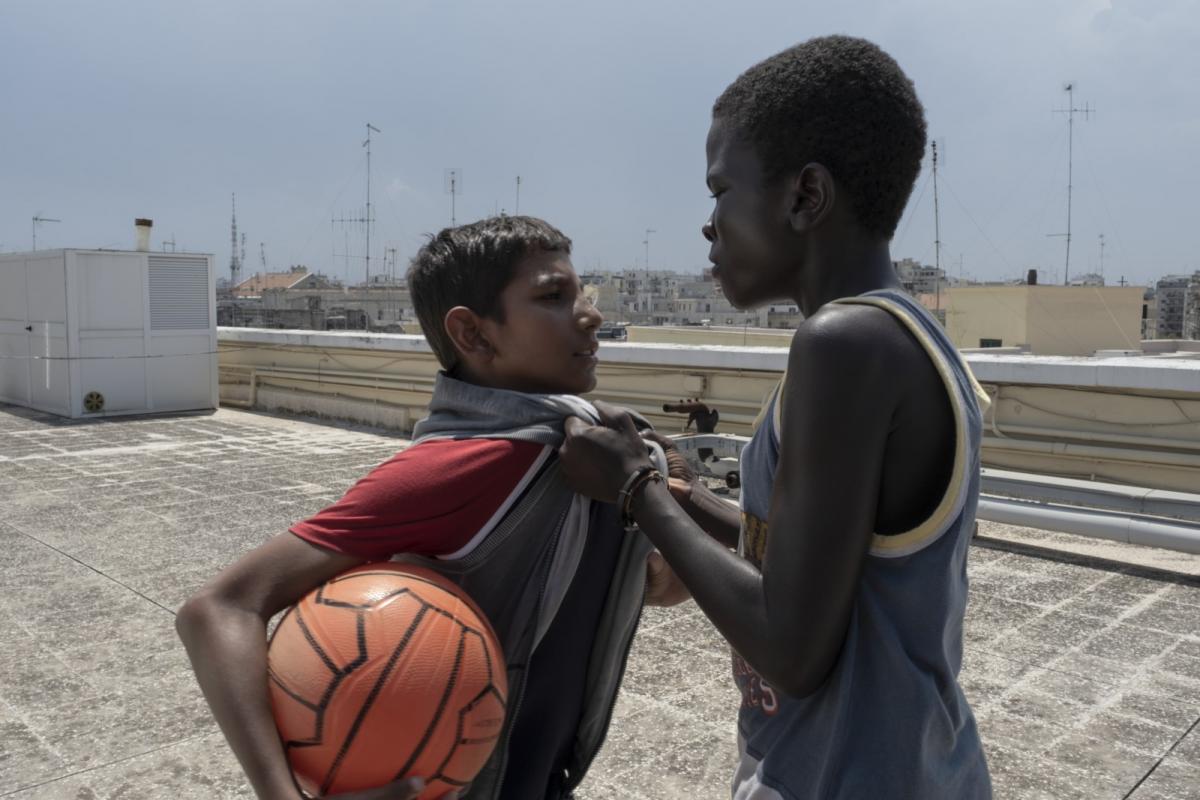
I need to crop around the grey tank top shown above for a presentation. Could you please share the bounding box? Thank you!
[731,289,993,799]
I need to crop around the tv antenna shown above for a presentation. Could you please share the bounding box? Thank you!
[445,169,463,226]
[32,215,61,251]
[364,123,380,284]
[385,245,401,320]
[259,242,267,270]
[230,194,243,285]
[1048,83,1094,285]
[931,140,942,314]
[1098,233,1106,282]
[330,125,380,285]
[162,234,177,252]
[515,175,521,215]
[643,228,655,269]
[385,247,399,280]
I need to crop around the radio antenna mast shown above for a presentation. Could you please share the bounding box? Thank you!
[229,194,242,286]
[32,215,61,251]
[1049,83,1094,285]
[932,140,942,315]
[331,126,381,285]
[364,123,380,284]
[445,169,463,226]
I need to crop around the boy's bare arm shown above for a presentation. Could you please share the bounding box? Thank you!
[640,430,740,547]
[562,307,895,697]
[672,480,741,547]
[176,533,399,799]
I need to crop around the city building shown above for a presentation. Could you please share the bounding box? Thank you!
[1142,288,1158,340]
[1185,278,1200,340]
[1155,275,1192,339]
[260,285,411,331]
[218,265,410,332]
[763,303,803,328]
[215,259,1200,347]
[894,257,948,297]
[944,284,1145,355]
[581,268,764,327]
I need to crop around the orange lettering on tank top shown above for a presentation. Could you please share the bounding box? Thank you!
[733,511,778,715]
[741,511,768,568]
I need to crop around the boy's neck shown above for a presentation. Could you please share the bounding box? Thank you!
[793,237,902,318]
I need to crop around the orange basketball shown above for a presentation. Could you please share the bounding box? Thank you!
[267,563,507,799]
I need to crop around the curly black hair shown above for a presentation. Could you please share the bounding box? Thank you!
[713,35,926,240]
[406,215,572,370]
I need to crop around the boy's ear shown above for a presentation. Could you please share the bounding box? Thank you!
[444,306,493,363]
[786,163,835,233]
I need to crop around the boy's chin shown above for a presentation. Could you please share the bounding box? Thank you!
[717,280,754,310]
[723,284,767,311]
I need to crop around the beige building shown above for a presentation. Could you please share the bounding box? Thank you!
[945,285,1145,356]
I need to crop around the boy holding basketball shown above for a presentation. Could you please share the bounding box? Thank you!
[178,216,666,800]
[559,37,993,798]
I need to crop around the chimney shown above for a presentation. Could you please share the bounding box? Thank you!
[135,218,153,252]
[1027,268,1038,286]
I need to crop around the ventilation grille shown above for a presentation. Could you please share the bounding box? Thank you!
[149,256,210,330]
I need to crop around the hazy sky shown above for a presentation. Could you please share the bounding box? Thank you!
[3,0,1197,287]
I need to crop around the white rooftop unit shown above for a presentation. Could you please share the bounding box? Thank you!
[0,249,217,418]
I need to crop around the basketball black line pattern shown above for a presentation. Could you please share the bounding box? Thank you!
[432,632,507,782]
[268,571,507,795]
[390,615,464,784]
[325,604,434,795]
[266,605,369,749]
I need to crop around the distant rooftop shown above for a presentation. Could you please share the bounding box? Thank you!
[1,404,1198,799]
[231,268,330,295]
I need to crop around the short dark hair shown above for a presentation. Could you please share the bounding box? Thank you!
[713,35,926,240]
[406,215,572,369]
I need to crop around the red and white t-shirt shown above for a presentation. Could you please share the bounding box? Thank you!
[290,438,551,560]
[293,434,630,798]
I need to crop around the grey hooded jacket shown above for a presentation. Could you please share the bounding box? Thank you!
[396,373,658,798]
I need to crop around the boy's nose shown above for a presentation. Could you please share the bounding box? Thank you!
[579,297,603,328]
[702,217,716,243]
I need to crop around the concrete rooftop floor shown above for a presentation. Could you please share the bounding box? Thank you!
[1,404,1198,800]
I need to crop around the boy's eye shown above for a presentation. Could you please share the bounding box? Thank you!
[540,291,563,301]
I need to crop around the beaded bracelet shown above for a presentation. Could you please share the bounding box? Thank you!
[618,465,664,524]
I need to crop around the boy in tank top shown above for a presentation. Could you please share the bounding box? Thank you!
[558,36,993,799]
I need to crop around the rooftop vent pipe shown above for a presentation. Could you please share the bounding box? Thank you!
[135,218,153,252]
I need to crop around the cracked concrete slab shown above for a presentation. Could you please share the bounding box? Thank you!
[1,403,1198,799]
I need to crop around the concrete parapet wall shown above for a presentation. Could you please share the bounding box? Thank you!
[217,328,785,437]
[626,325,794,348]
[218,327,1200,492]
